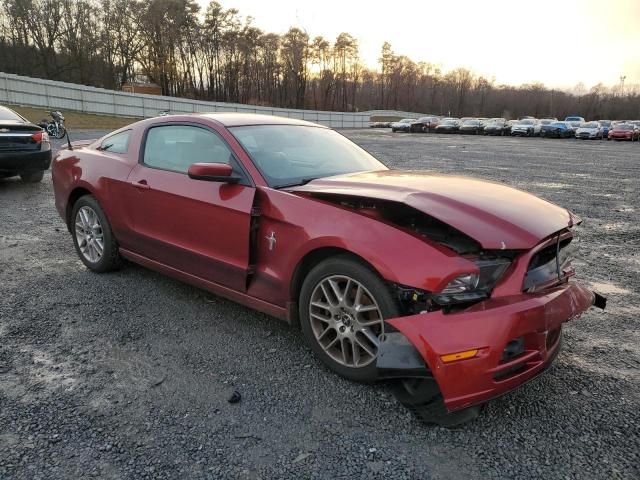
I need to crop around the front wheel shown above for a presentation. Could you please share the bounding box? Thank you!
[71,195,121,273]
[299,255,400,383]
[390,378,482,427]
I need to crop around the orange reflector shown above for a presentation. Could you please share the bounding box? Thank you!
[440,349,479,363]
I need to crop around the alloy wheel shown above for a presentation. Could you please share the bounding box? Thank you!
[308,275,384,368]
[75,206,104,263]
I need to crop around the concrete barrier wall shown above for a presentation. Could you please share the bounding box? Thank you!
[1,72,423,128]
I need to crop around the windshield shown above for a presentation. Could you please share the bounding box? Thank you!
[441,120,457,125]
[399,119,414,123]
[230,125,387,188]
[565,117,582,121]
[614,124,633,130]
[463,120,480,126]
[550,122,565,128]
[518,119,534,125]
[0,107,25,122]
[581,122,599,128]
[599,120,611,126]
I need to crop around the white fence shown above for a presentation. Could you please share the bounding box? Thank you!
[0,72,422,128]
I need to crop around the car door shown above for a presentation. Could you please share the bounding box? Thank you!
[124,123,255,292]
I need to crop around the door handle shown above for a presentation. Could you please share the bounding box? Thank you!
[131,180,150,190]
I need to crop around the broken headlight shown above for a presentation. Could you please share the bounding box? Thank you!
[435,258,511,305]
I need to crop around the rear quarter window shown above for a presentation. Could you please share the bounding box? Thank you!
[99,130,131,154]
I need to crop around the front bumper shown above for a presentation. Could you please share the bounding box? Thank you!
[384,282,597,412]
[0,148,52,174]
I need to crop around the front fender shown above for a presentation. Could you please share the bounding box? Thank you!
[246,187,477,307]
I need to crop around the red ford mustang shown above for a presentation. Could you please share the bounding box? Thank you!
[52,113,605,426]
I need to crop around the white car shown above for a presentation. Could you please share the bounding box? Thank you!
[390,119,416,132]
[510,119,541,137]
[575,122,603,140]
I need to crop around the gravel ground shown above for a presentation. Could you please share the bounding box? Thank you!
[1,129,638,479]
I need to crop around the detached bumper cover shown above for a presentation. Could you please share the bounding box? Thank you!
[0,149,52,174]
[384,282,597,412]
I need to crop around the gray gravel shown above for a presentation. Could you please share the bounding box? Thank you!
[1,129,638,479]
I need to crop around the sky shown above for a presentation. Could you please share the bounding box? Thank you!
[196,0,640,90]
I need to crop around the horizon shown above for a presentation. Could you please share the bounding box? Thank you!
[196,0,640,91]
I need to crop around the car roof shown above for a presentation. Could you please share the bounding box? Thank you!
[195,112,324,128]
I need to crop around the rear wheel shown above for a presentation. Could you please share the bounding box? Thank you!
[71,195,121,273]
[390,378,482,427]
[299,255,399,383]
[20,171,44,183]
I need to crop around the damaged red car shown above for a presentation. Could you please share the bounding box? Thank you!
[52,114,605,426]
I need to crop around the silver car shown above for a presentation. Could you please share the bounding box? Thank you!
[575,122,603,140]
[510,119,541,137]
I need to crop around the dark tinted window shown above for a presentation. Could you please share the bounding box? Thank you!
[0,107,24,121]
[100,130,131,154]
[143,125,233,173]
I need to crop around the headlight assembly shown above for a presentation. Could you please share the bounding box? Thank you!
[435,257,512,306]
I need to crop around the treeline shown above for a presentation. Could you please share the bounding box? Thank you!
[1,0,639,119]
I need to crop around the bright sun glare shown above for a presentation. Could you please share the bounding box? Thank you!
[201,0,640,89]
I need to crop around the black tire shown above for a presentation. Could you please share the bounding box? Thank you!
[20,170,44,183]
[391,128,396,133]
[390,378,482,428]
[299,254,400,383]
[71,195,121,273]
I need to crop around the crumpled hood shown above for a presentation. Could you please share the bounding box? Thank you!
[290,170,578,250]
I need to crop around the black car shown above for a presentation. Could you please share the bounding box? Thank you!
[410,116,439,133]
[483,118,509,136]
[0,106,51,182]
[434,118,460,133]
[458,119,483,134]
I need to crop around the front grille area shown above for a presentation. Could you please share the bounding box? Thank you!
[523,236,573,291]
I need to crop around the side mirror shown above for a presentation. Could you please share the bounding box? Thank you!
[187,163,239,183]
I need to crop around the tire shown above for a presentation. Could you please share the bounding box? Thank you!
[56,126,66,139]
[391,128,396,133]
[390,378,482,428]
[299,254,400,383]
[71,195,121,273]
[20,170,44,183]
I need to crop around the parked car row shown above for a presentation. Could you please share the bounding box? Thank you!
[379,115,640,141]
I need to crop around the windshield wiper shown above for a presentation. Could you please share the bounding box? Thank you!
[274,177,321,189]
[96,143,113,151]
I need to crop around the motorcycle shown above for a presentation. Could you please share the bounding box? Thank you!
[38,110,66,139]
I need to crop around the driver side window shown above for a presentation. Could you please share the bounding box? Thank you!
[143,125,233,174]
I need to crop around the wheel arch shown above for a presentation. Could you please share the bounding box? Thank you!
[287,246,386,327]
[66,186,93,231]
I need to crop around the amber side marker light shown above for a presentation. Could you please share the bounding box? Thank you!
[441,349,479,363]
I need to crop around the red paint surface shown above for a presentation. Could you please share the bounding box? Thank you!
[52,114,599,410]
